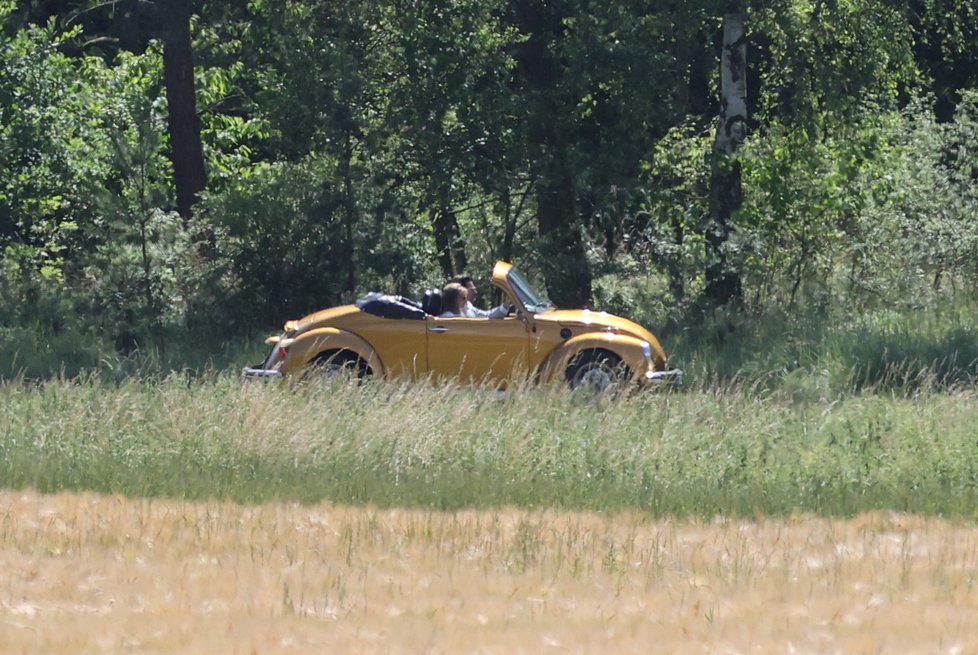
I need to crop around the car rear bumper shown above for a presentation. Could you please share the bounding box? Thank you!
[242,367,283,379]
[643,368,684,385]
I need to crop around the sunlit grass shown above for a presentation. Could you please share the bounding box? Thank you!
[4,373,978,517]
[3,490,978,654]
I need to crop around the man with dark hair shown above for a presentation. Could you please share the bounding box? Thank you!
[450,274,512,319]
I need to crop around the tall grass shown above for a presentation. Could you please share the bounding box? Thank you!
[4,372,978,517]
[669,296,978,398]
[0,321,271,381]
[4,296,978,517]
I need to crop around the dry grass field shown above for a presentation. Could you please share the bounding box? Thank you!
[2,490,978,654]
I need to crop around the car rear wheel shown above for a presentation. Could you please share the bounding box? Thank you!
[566,349,628,396]
[305,351,371,383]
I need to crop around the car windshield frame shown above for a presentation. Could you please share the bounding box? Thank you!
[507,267,554,314]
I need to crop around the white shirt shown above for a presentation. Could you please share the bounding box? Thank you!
[462,300,510,319]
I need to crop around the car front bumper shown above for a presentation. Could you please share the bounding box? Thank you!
[643,368,684,385]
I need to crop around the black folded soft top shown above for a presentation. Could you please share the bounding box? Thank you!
[355,292,427,320]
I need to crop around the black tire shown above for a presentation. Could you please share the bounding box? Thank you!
[304,351,370,382]
[565,349,628,395]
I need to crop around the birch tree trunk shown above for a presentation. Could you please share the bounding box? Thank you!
[706,4,747,306]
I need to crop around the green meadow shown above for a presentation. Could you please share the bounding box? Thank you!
[3,375,977,518]
[4,300,978,518]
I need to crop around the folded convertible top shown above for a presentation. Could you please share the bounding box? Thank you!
[355,292,426,320]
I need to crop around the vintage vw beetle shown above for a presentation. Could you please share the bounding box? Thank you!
[243,262,683,391]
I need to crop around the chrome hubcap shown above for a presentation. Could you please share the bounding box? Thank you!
[576,365,613,393]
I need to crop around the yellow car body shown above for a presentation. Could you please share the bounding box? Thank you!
[243,262,683,389]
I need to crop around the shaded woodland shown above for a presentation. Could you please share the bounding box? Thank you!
[2,0,977,375]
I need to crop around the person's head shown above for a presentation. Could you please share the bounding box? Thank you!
[441,282,467,315]
[450,274,477,302]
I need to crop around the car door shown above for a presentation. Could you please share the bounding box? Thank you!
[425,315,530,385]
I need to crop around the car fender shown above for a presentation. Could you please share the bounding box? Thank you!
[282,327,385,377]
[536,332,651,385]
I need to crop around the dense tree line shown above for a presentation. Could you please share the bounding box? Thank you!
[1,0,976,365]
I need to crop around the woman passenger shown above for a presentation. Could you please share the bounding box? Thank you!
[438,282,468,317]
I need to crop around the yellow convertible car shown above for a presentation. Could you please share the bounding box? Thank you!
[243,262,683,391]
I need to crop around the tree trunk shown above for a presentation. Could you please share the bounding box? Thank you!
[341,132,358,295]
[706,4,747,307]
[431,207,467,278]
[162,0,206,225]
[114,0,144,54]
[510,0,592,308]
[537,180,591,308]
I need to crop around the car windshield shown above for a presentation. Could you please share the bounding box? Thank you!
[507,267,554,313]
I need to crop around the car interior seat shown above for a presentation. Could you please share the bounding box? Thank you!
[421,288,442,315]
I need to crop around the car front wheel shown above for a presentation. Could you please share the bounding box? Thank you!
[566,349,628,395]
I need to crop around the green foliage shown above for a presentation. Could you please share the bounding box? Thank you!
[3,0,978,382]
[909,0,978,119]
[753,0,918,125]
[198,155,431,324]
[737,118,868,309]
[732,95,978,312]
[850,94,978,301]
[0,257,103,378]
[626,121,714,303]
[0,17,230,356]
[0,18,102,274]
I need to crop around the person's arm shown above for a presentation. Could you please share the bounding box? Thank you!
[487,303,511,319]
[462,301,491,318]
